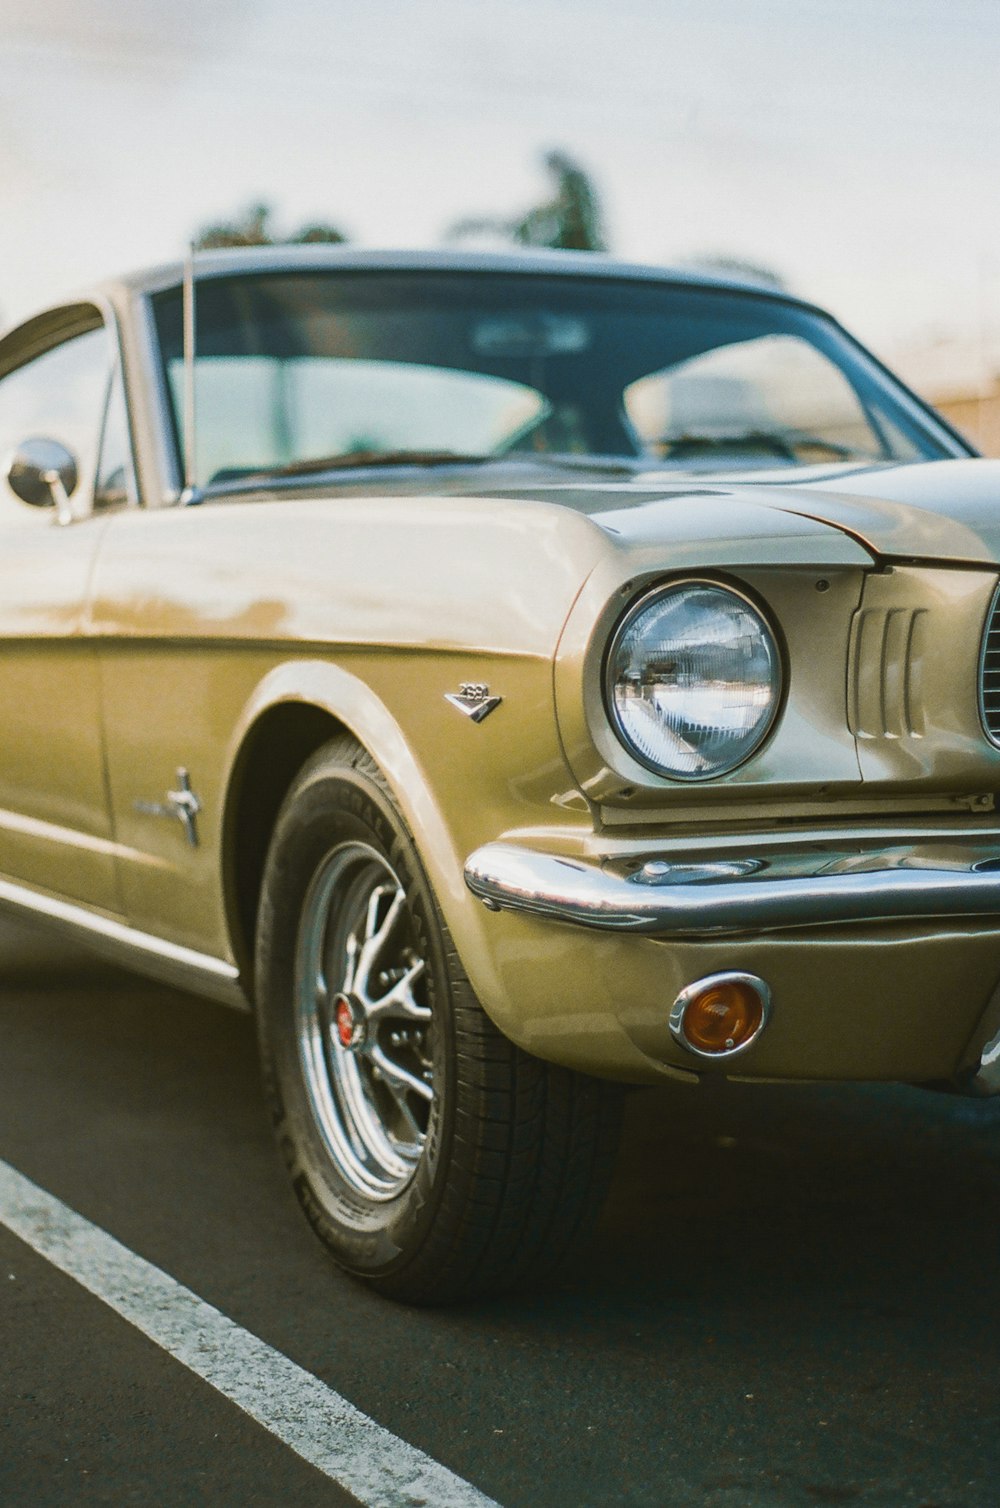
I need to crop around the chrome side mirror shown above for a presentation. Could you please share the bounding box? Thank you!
[6,437,79,525]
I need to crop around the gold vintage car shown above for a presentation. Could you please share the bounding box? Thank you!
[2,247,999,1303]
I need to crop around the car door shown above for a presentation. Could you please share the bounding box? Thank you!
[0,307,130,912]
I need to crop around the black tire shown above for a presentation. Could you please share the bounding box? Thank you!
[254,735,623,1305]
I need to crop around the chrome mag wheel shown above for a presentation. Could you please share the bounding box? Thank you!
[257,737,624,1302]
[295,841,434,1201]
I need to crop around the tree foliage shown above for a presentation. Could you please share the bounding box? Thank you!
[448,151,607,253]
[193,201,347,250]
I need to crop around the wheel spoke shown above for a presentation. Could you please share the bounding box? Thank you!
[366,958,430,1022]
[369,1044,434,1103]
[371,1068,425,1143]
[354,886,405,994]
[341,931,359,992]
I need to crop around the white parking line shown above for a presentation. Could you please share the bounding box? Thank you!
[0,1159,498,1508]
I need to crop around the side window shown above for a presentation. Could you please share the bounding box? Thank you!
[0,325,114,520]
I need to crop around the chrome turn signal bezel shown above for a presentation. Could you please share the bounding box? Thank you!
[669,970,772,1060]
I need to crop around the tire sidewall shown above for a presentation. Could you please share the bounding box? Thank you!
[255,752,456,1282]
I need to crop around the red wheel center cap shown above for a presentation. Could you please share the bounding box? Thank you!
[334,993,365,1050]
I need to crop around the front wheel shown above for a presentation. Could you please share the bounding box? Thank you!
[255,736,623,1304]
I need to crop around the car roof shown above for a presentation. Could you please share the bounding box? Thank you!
[1,246,825,348]
[98,245,817,309]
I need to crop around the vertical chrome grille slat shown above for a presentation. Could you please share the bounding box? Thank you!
[978,582,1000,746]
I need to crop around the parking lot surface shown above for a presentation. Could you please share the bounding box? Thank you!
[1,918,998,1507]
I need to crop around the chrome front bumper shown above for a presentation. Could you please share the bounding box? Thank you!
[464,836,1000,1094]
[464,838,1000,937]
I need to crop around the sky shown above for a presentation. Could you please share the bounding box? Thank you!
[2,0,1000,369]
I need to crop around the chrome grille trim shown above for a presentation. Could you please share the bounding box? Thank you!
[979,581,1000,747]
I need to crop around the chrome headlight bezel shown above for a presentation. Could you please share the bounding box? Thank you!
[602,576,784,782]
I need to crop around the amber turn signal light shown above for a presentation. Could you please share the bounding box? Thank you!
[669,972,771,1059]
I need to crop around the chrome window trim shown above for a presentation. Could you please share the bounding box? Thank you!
[89,291,140,511]
[134,290,186,504]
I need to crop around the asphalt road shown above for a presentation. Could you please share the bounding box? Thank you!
[0,916,998,1508]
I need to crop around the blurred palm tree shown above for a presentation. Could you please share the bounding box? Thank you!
[448,151,607,253]
[194,201,347,249]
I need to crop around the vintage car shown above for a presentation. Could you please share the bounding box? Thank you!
[2,246,999,1303]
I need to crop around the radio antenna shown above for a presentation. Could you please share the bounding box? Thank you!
[182,245,198,496]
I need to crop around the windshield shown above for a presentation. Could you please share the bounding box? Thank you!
[151,270,965,487]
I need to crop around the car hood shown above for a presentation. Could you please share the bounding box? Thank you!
[775,457,1000,564]
[243,455,1000,568]
[485,457,1000,566]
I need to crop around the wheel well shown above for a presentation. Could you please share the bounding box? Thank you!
[223,701,345,997]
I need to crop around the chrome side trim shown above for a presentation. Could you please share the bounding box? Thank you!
[0,878,246,1008]
[0,804,171,870]
[464,839,1000,936]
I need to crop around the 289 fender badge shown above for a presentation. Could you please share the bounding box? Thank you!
[444,682,503,723]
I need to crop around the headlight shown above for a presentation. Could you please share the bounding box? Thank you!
[605,580,781,779]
